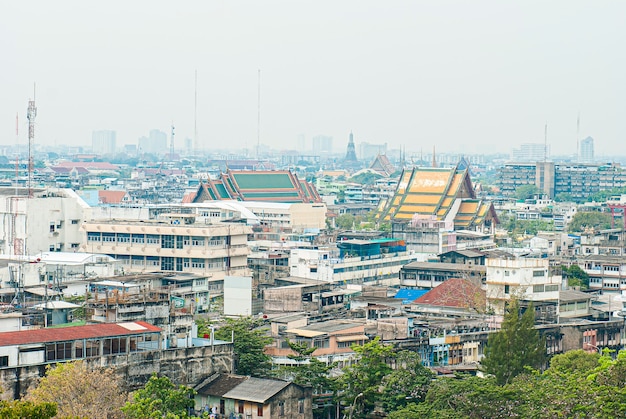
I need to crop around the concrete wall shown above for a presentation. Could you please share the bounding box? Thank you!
[0,343,234,400]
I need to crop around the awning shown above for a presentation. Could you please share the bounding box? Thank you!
[335,334,369,343]
[285,329,326,338]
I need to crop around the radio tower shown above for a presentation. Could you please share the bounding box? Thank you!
[170,123,175,160]
[27,86,37,198]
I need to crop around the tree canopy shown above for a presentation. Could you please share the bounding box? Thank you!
[481,300,545,385]
[212,316,273,377]
[27,361,127,419]
[567,211,613,232]
[122,374,195,419]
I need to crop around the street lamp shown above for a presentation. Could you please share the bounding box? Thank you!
[344,392,364,419]
[584,342,602,354]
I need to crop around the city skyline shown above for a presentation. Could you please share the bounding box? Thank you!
[2,1,625,156]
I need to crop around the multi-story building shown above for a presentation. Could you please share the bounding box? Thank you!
[512,143,549,162]
[289,239,418,285]
[0,188,88,256]
[311,135,333,155]
[91,130,117,155]
[138,129,168,155]
[485,257,562,315]
[497,162,626,200]
[80,216,251,281]
[580,136,594,162]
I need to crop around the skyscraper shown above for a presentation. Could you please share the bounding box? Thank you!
[138,129,168,155]
[312,135,333,155]
[580,136,594,162]
[92,130,116,155]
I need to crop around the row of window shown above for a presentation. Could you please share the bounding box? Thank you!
[113,255,227,271]
[44,334,158,362]
[87,232,227,248]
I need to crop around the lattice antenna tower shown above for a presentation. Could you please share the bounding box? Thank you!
[170,122,175,159]
[27,84,37,198]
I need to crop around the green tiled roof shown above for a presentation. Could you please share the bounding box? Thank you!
[233,173,295,189]
[244,192,300,198]
[215,183,230,199]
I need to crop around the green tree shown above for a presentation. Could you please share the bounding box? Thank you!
[562,264,589,289]
[122,374,195,419]
[514,184,540,201]
[213,316,273,377]
[379,350,433,413]
[337,337,394,417]
[335,214,355,230]
[554,192,574,202]
[567,211,613,232]
[27,361,127,419]
[0,400,57,419]
[481,300,545,385]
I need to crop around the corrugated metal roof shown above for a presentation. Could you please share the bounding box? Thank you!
[222,377,290,403]
[0,321,161,346]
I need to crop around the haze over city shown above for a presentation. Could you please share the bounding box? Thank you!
[2,0,625,156]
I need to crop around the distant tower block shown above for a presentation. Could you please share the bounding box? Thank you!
[345,131,358,162]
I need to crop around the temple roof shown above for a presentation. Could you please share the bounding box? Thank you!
[376,162,497,230]
[191,170,321,204]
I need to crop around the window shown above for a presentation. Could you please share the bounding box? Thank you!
[71,219,80,224]
[146,235,160,245]
[238,401,244,414]
[191,258,205,269]
[131,234,145,244]
[545,285,559,292]
[298,399,304,414]
[102,233,115,242]
[278,401,285,416]
[533,270,546,277]
[162,235,175,249]
[71,243,80,249]
[257,404,264,416]
[504,270,510,277]
[0,355,8,367]
[220,400,225,415]
[533,285,544,293]
[314,339,330,349]
[504,285,510,294]
[192,236,205,247]
[46,342,72,361]
[87,232,100,242]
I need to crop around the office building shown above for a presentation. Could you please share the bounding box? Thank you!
[92,130,116,155]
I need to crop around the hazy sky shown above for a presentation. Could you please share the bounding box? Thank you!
[2,1,625,156]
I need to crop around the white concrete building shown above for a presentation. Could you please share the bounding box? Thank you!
[0,188,89,256]
[486,257,562,315]
[290,246,419,285]
[80,216,251,282]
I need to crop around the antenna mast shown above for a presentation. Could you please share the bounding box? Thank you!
[170,122,175,160]
[194,70,198,157]
[576,112,580,162]
[543,122,548,163]
[27,85,37,198]
[257,69,261,160]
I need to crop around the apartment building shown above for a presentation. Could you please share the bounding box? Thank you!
[80,216,251,281]
[486,257,562,315]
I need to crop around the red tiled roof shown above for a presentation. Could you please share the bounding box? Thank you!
[182,192,197,203]
[0,321,161,346]
[413,278,486,310]
[98,190,127,204]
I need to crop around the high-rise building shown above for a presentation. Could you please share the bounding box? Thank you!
[138,129,168,155]
[92,130,116,155]
[512,143,549,162]
[359,142,387,161]
[311,135,333,155]
[580,136,594,162]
